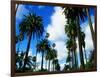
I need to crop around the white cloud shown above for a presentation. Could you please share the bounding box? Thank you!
[47,7,67,42]
[46,7,67,66]
[84,23,94,51]
[77,21,94,52]
[84,23,94,60]
[76,21,94,64]
[37,53,42,63]
[55,41,67,61]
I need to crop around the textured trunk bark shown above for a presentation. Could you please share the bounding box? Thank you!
[73,38,77,69]
[35,51,37,71]
[76,16,85,69]
[72,51,74,69]
[41,51,44,70]
[48,60,50,71]
[23,32,32,71]
[53,63,54,71]
[69,51,72,68]
[45,60,47,70]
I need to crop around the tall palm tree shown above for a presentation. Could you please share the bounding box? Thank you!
[55,63,60,71]
[65,19,77,69]
[45,33,50,70]
[19,13,44,71]
[52,59,60,71]
[86,8,95,48]
[32,56,36,71]
[52,49,57,71]
[63,7,87,69]
[81,31,87,64]
[52,59,58,71]
[36,39,50,70]
[66,38,74,68]
[45,47,56,71]
[51,43,57,71]
[46,48,53,71]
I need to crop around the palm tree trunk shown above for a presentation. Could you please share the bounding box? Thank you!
[54,64,55,71]
[84,48,87,64]
[23,32,32,71]
[48,60,50,71]
[76,16,85,69]
[69,51,72,68]
[45,60,47,70]
[86,8,95,48]
[73,37,77,69]
[72,51,74,69]
[73,49,77,69]
[35,51,37,71]
[53,63,54,71]
[41,51,44,70]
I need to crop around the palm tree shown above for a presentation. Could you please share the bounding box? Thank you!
[52,49,57,71]
[63,7,87,69]
[36,39,50,70]
[45,33,50,70]
[16,51,34,72]
[66,51,72,69]
[16,51,25,72]
[46,48,53,71]
[86,8,95,48]
[18,13,44,71]
[81,31,87,64]
[55,63,60,71]
[63,64,70,71]
[51,43,57,71]
[32,56,36,71]
[45,43,57,71]
[52,59,58,71]
[16,33,24,44]
[65,19,78,69]
[66,38,74,68]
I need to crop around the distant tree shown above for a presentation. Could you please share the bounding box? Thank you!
[55,63,60,71]
[36,39,50,70]
[63,64,70,71]
[16,51,35,72]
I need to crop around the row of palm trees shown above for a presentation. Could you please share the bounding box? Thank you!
[63,7,95,70]
[36,35,60,71]
[16,12,60,72]
[15,5,95,72]
[16,32,60,72]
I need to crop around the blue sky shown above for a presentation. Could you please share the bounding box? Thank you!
[16,4,55,54]
[16,4,95,70]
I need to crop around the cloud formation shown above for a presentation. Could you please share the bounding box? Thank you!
[46,7,67,69]
[47,7,67,42]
